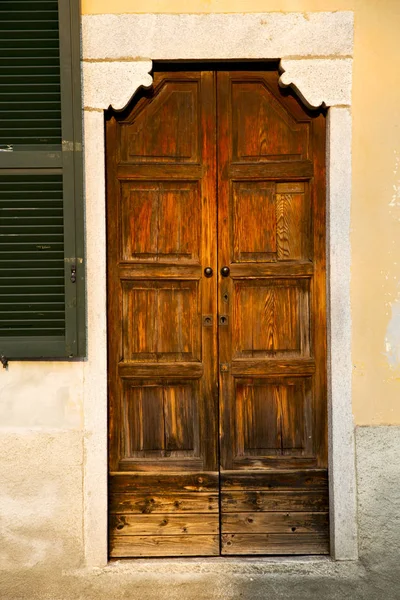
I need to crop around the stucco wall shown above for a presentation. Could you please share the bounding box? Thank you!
[0,363,84,570]
[80,0,400,427]
[2,426,400,598]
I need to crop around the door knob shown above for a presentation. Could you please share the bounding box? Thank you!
[204,267,213,278]
[220,266,230,277]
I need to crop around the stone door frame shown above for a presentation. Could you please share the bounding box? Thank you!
[81,11,357,567]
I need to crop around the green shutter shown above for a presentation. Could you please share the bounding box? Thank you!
[0,0,85,359]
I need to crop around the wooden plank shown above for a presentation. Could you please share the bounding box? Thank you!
[221,490,329,513]
[311,114,328,468]
[229,161,314,179]
[221,470,328,491]
[230,262,314,279]
[110,492,219,514]
[118,459,205,472]
[221,512,328,534]
[231,458,318,470]
[110,513,219,535]
[118,362,203,379]
[231,359,315,377]
[109,535,220,557]
[117,164,203,180]
[221,533,329,555]
[109,472,219,493]
[118,264,202,279]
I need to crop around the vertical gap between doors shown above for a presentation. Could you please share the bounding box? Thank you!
[215,69,222,556]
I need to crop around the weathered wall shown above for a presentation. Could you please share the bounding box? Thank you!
[0,364,84,570]
[80,0,400,427]
[1,426,399,599]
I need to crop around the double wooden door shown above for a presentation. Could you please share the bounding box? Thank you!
[106,67,328,558]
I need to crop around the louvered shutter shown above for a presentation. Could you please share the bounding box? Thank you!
[0,0,85,359]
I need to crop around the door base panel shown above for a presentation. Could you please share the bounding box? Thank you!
[221,533,329,555]
[110,535,220,558]
[109,472,220,557]
[220,469,329,555]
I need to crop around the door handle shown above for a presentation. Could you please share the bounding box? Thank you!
[204,267,213,278]
[220,266,230,277]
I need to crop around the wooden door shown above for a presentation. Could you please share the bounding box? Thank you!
[107,67,328,558]
[217,71,328,555]
[106,70,219,557]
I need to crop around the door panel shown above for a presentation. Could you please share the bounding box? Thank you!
[217,71,328,555]
[107,71,219,557]
[107,67,328,558]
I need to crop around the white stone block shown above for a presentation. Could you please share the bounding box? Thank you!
[280,59,352,108]
[82,12,354,61]
[83,61,153,110]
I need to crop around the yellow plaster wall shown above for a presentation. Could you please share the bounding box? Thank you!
[81,0,400,426]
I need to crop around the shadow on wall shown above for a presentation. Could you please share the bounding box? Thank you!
[0,427,400,599]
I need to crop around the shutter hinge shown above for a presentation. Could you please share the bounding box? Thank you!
[0,355,9,369]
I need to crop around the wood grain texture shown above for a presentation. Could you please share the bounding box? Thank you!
[110,535,220,557]
[233,279,310,358]
[231,79,309,162]
[221,470,328,491]
[110,492,219,514]
[120,181,201,263]
[221,512,328,534]
[120,80,199,164]
[221,490,329,513]
[221,533,329,555]
[109,472,219,493]
[110,514,219,535]
[234,377,313,459]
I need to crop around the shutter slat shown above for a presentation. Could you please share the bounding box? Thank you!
[0,5,61,147]
[0,174,65,338]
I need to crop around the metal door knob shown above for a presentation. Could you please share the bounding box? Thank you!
[204,267,213,278]
[220,266,230,277]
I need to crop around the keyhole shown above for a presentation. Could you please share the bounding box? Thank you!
[219,315,228,325]
[205,317,211,325]
[223,293,229,303]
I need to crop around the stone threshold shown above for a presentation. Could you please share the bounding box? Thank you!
[66,555,364,577]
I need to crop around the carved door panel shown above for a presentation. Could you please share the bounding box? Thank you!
[107,71,219,557]
[107,67,328,559]
[217,71,328,555]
